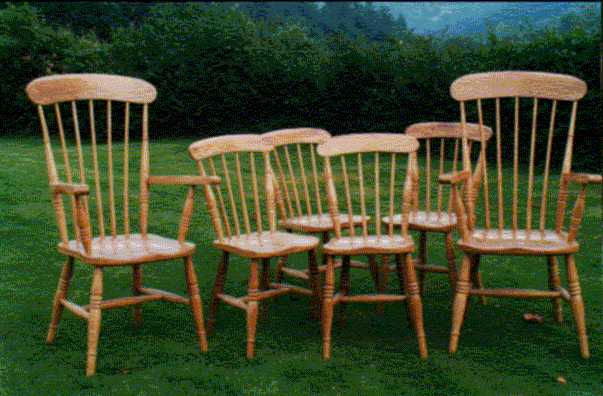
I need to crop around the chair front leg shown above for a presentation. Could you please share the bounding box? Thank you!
[449,255,472,354]
[322,254,336,360]
[47,257,74,344]
[402,253,428,359]
[246,259,260,359]
[208,251,229,334]
[338,256,351,324]
[132,264,143,325]
[86,267,103,376]
[565,254,589,358]
[184,255,208,353]
[308,249,322,321]
[445,232,457,288]
[547,256,563,323]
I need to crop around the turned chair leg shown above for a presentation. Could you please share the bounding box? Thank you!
[547,256,563,324]
[260,259,271,320]
[445,232,457,288]
[401,253,428,359]
[338,256,351,324]
[449,255,472,354]
[208,251,229,334]
[565,254,589,358]
[274,255,287,284]
[184,256,208,353]
[246,259,260,359]
[322,254,336,360]
[86,267,103,376]
[47,257,74,344]
[132,264,143,325]
[368,255,383,314]
[394,254,411,326]
[418,232,427,294]
[308,249,322,321]
[471,255,486,305]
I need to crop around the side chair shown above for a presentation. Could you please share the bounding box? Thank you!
[188,134,320,358]
[26,74,215,376]
[317,133,428,360]
[444,71,600,358]
[383,122,492,296]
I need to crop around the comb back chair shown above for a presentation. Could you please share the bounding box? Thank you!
[261,128,369,288]
[445,71,600,358]
[188,134,320,358]
[383,122,492,295]
[26,74,216,376]
[317,133,428,360]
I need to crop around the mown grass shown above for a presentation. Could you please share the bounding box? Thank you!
[0,135,600,395]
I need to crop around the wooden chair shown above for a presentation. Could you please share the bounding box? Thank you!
[383,122,492,295]
[26,74,216,376]
[188,135,320,358]
[445,71,600,358]
[261,128,369,289]
[317,133,428,360]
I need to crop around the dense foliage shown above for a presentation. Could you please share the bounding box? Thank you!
[1,2,599,168]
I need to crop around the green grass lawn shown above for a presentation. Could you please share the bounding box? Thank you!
[0,135,600,395]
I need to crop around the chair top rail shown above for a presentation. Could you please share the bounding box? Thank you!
[261,127,331,146]
[189,134,273,161]
[317,133,419,157]
[406,122,492,142]
[26,73,157,105]
[450,71,587,101]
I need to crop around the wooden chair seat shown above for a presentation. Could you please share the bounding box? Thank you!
[323,235,414,255]
[213,231,320,259]
[383,211,457,232]
[58,234,195,265]
[280,214,369,233]
[458,229,578,256]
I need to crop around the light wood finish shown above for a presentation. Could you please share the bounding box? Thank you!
[446,71,594,358]
[190,134,320,358]
[384,122,491,292]
[318,133,427,360]
[262,128,372,303]
[27,74,209,376]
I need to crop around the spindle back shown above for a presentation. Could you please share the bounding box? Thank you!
[406,122,492,220]
[450,71,588,239]
[26,74,157,245]
[188,135,276,241]
[317,133,420,239]
[261,128,331,222]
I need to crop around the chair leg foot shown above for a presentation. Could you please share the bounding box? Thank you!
[246,259,260,359]
[47,258,74,344]
[547,256,563,324]
[86,267,103,377]
[449,255,472,354]
[322,255,335,360]
[184,256,208,353]
[565,255,589,359]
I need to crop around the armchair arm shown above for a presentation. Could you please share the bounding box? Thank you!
[438,170,470,185]
[565,172,602,185]
[51,182,89,196]
[148,175,221,186]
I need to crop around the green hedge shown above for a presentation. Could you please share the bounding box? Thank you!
[1,3,600,169]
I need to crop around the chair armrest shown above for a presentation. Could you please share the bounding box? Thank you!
[51,182,89,196]
[566,172,602,185]
[148,175,221,186]
[438,170,470,185]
